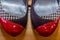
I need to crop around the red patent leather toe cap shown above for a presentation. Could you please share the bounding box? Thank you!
[36,19,59,37]
[0,17,24,37]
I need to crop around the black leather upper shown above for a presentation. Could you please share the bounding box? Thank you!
[31,0,59,29]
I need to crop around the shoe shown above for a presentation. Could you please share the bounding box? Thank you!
[0,0,28,37]
[31,0,59,37]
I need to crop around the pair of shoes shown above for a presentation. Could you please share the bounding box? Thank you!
[0,0,60,37]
